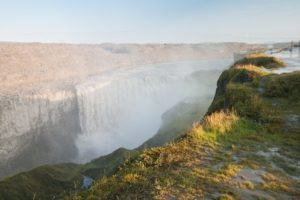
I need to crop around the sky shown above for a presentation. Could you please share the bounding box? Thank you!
[0,0,299,44]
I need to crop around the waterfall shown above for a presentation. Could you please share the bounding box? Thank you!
[74,63,198,161]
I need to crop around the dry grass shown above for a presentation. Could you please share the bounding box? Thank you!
[123,173,142,183]
[202,110,238,134]
[234,64,267,75]
[247,53,268,58]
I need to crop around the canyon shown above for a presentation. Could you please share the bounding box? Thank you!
[0,45,299,200]
[0,42,261,179]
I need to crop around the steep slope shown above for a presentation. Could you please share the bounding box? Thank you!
[0,148,136,200]
[68,54,300,199]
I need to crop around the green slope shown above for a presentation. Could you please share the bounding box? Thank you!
[0,148,136,200]
[0,163,82,200]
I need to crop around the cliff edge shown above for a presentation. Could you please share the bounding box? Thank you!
[68,53,300,200]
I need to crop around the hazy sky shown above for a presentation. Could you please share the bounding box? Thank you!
[0,0,299,43]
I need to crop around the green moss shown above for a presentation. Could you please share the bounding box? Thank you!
[225,83,263,119]
[208,64,267,116]
[264,71,300,99]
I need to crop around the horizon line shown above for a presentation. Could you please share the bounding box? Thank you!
[0,40,297,46]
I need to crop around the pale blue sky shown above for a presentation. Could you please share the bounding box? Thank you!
[0,0,299,43]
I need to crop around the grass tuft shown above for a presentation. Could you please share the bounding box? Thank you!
[202,110,238,134]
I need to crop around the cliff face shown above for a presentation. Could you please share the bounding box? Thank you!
[0,86,81,178]
[67,54,300,200]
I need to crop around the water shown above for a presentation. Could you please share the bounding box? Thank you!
[81,176,93,189]
[267,47,300,74]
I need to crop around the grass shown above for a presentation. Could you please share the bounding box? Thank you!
[68,110,300,199]
[225,83,264,119]
[207,60,269,115]
[234,64,268,75]
[202,110,238,133]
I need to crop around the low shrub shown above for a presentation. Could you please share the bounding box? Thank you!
[225,83,263,119]
[264,71,300,98]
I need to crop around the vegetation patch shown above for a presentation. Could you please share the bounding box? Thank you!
[234,53,286,69]
[264,71,300,98]
[68,108,300,199]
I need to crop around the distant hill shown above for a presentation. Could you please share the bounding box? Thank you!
[0,42,262,90]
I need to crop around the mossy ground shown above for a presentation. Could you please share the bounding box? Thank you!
[68,54,300,199]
